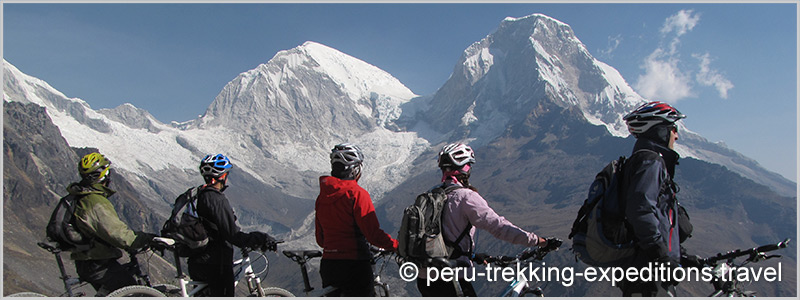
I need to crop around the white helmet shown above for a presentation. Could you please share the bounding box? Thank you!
[438,143,475,169]
[330,143,364,166]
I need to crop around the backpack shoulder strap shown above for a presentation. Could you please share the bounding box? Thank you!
[440,184,473,257]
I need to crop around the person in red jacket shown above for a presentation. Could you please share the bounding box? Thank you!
[315,143,398,296]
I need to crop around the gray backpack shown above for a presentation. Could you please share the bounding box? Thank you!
[397,185,471,264]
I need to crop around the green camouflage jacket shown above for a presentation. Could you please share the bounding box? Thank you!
[67,183,152,261]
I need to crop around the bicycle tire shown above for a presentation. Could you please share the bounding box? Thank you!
[106,285,166,297]
[374,282,389,297]
[255,287,294,297]
[6,292,47,297]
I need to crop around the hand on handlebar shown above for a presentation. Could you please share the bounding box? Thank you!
[540,237,563,252]
[472,253,489,265]
[260,239,283,252]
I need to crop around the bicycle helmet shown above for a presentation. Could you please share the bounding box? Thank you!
[199,154,232,178]
[330,143,364,180]
[438,143,476,169]
[79,153,111,184]
[330,143,364,167]
[623,101,686,135]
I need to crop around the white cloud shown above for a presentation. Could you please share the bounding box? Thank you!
[694,53,734,98]
[634,9,732,102]
[661,9,700,37]
[634,49,694,102]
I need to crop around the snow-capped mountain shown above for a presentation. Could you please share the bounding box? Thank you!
[3,13,793,210]
[3,12,796,297]
[2,41,430,205]
[417,13,794,196]
[424,14,643,145]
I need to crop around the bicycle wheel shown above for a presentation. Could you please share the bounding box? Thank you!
[106,285,166,297]
[255,287,294,297]
[374,282,389,297]
[6,292,47,297]
[152,283,182,297]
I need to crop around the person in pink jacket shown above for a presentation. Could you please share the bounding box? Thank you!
[416,143,552,297]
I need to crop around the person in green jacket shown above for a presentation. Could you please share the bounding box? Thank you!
[68,152,154,296]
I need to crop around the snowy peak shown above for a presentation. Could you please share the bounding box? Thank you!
[426,13,644,143]
[200,41,416,132]
[298,41,416,101]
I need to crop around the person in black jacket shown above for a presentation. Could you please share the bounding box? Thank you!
[187,154,277,297]
[619,101,686,297]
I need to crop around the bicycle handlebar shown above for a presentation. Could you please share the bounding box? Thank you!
[700,238,790,266]
[474,237,563,266]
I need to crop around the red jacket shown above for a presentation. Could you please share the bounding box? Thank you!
[315,176,397,260]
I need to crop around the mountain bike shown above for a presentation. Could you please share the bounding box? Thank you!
[697,238,790,297]
[282,246,394,296]
[151,237,294,297]
[7,241,166,297]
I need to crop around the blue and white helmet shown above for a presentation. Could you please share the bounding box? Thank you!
[199,154,232,178]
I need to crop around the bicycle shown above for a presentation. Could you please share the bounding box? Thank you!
[7,241,167,297]
[282,246,394,296]
[696,238,790,297]
[151,237,294,297]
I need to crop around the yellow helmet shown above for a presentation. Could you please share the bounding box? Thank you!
[79,153,111,183]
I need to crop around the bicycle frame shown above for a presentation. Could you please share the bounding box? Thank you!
[170,246,267,297]
[284,247,392,297]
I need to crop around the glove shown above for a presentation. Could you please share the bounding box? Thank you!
[472,253,489,264]
[680,253,704,268]
[257,232,278,252]
[541,237,563,252]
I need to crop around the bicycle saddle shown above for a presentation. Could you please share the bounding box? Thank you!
[282,250,322,262]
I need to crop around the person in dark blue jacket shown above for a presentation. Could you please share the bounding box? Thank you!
[187,154,277,297]
[619,101,686,297]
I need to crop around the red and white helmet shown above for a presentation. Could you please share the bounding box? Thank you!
[438,143,476,169]
[623,101,686,135]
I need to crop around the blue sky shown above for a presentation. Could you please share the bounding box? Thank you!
[2,2,797,181]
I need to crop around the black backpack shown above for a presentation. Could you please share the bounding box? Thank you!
[161,186,211,257]
[569,152,642,267]
[45,195,92,251]
[397,185,471,265]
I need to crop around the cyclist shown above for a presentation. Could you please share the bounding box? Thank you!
[68,152,156,296]
[315,143,398,296]
[187,154,277,297]
[619,101,686,296]
[416,143,550,297]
